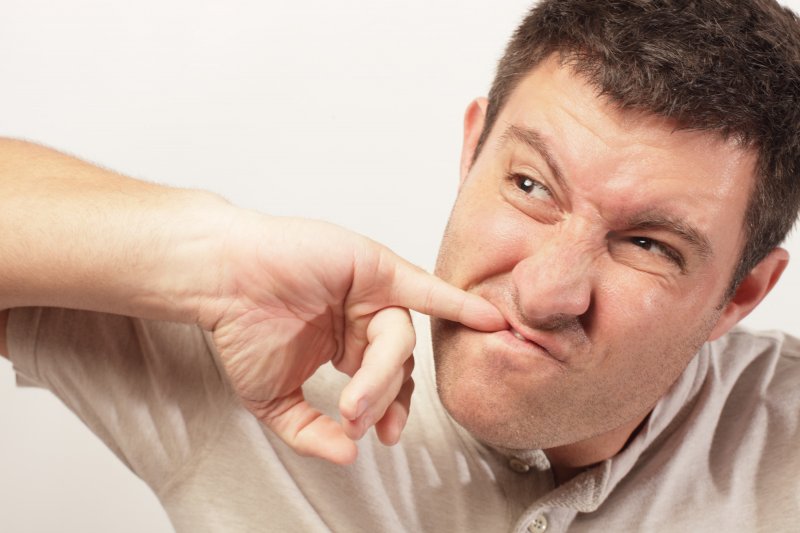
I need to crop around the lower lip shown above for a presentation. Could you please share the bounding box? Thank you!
[484,329,565,371]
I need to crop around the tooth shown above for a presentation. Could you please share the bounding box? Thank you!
[511,329,526,341]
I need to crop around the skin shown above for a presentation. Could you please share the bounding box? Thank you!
[432,56,789,480]
[0,138,507,465]
[0,59,789,474]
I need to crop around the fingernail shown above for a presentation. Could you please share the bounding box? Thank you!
[355,398,367,419]
[360,413,375,436]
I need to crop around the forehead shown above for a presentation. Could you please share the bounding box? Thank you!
[496,57,757,180]
[487,56,757,253]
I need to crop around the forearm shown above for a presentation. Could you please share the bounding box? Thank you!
[0,138,236,324]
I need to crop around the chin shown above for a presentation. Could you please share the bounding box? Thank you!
[431,316,582,450]
[434,365,554,450]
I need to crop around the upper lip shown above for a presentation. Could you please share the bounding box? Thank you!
[501,313,569,364]
[468,286,575,364]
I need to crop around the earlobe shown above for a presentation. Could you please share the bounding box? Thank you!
[459,98,488,185]
[708,247,790,341]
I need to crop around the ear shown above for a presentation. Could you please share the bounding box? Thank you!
[708,247,789,341]
[459,97,488,185]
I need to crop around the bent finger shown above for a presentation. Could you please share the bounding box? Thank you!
[341,353,415,441]
[375,376,415,446]
[338,307,415,436]
[252,390,358,465]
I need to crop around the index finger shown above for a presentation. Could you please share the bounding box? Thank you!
[388,259,507,332]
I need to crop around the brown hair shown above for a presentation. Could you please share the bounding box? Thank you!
[477,0,800,295]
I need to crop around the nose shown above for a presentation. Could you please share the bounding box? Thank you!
[511,230,594,321]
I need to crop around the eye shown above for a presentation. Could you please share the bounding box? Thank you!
[511,173,552,200]
[501,171,561,223]
[630,237,685,269]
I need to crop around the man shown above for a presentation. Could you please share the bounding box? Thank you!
[2,1,799,531]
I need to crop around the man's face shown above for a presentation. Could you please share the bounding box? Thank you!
[432,57,757,452]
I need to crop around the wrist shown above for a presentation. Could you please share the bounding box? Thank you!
[0,139,241,323]
[125,188,240,324]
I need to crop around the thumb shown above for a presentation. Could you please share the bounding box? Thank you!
[250,389,358,465]
[386,256,507,332]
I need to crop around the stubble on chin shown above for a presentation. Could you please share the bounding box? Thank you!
[429,307,723,452]
[430,316,552,448]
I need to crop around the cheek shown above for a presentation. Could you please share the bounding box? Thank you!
[591,267,718,357]
[436,200,532,287]
[587,265,681,348]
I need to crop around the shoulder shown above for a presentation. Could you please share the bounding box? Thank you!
[708,327,800,400]
[610,329,800,527]
[702,327,800,438]
[702,328,800,503]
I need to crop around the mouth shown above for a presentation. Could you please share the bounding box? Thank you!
[460,287,574,365]
[502,322,568,364]
[510,327,529,342]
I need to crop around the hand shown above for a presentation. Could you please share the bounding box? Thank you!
[199,213,507,464]
[0,139,504,463]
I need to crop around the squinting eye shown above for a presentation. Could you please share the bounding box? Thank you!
[513,173,552,200]
[630,237,684,268]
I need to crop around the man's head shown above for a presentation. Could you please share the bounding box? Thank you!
[431,0,800,467]
[479,0,800,295]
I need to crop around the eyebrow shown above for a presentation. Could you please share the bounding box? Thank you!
[626,211,714,262]
[500,125,570,193]
[501,124,713,263]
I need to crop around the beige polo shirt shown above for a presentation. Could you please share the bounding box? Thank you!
[8,308,800,532]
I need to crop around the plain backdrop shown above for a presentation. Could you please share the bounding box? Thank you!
[1,1,799,531]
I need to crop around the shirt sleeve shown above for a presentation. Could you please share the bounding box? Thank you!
[7,307,237,493]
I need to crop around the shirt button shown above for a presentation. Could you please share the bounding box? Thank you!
[528,514,548,533]
[508,458,531,473]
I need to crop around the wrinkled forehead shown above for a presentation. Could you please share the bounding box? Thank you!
[493,57,759,190]
[522,56,753,155]
[485,57,759,257]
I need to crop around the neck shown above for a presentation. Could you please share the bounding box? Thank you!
[544,411,651,486]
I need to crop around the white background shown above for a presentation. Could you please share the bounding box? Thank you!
[1,1,798,531]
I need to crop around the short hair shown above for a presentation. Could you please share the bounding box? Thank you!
[476,0,800,296]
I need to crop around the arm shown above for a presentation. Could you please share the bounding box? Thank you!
[0,138,506,463]
[0,135,214,359]
[0,138,229,322]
